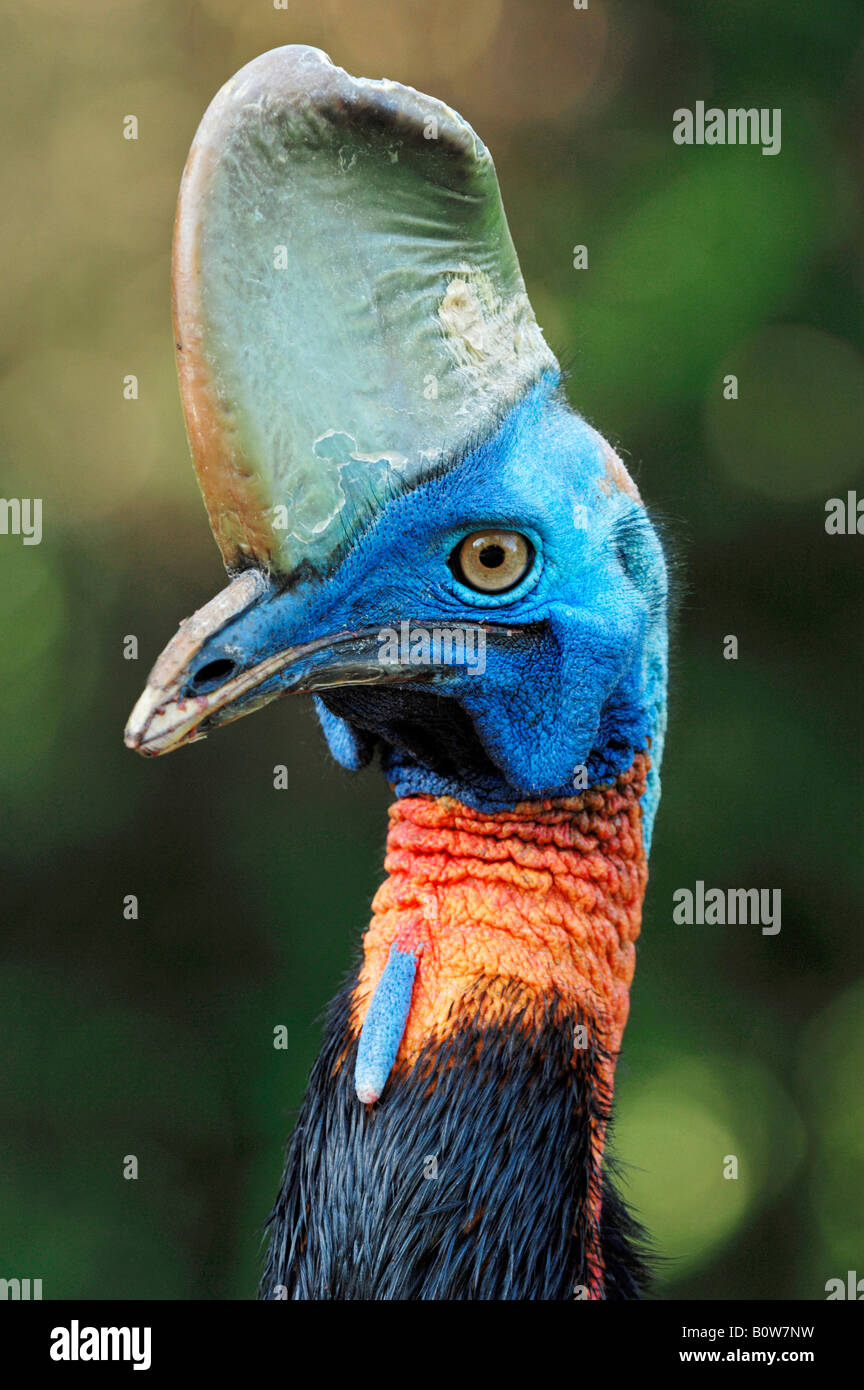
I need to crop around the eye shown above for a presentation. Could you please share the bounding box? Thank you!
[449,530,535,594]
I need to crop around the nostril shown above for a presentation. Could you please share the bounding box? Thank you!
[191,657,237,689]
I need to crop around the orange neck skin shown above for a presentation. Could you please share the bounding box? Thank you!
[353,753,649,1062]
[350,754,649,1297]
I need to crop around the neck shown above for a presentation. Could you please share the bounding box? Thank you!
[262,754,652,1300]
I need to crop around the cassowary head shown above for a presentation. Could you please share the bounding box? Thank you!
[125,44,670,1300]
[125,44,667,848]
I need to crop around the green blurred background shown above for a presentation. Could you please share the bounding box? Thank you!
[1,0,863,1299]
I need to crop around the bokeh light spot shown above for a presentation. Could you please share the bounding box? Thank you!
[705,326,864,500]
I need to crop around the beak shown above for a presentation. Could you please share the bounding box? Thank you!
[125,571,266,756]
[124,572,529,758]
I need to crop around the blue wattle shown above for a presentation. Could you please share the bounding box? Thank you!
[354,943,419,1104]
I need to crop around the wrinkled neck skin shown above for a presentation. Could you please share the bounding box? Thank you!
[262,752,652,1301]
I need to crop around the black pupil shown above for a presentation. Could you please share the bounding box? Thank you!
[192,658,236,686]
[478,544,506,569]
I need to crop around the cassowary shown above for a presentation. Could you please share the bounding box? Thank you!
[125,45,668,1300]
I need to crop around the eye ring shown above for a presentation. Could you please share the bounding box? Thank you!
[448,530,535,594]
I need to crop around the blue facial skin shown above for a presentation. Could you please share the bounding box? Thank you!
[186,377,668,850]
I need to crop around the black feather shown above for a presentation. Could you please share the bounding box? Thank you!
[260,971,651,1300]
